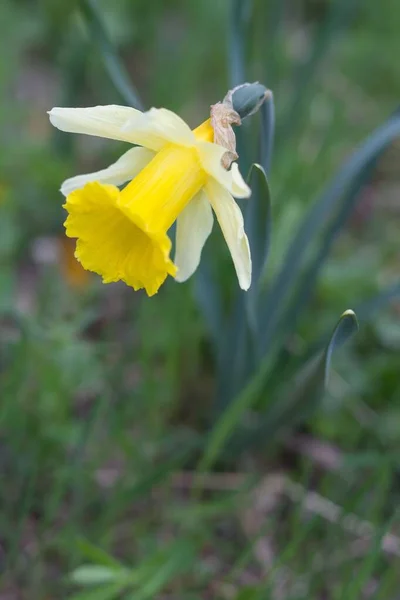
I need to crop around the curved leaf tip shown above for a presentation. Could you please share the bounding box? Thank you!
[324,309,358,385]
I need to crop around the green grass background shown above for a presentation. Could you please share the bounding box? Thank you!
[1,0,400,598]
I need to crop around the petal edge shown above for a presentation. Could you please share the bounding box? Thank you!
[205,180,251,290]
[60,147,155,196]
[48,105,141,144]
[174,190,214,282]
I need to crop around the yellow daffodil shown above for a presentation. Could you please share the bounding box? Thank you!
[48,105,252,296]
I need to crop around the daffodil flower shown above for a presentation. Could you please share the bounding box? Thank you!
[48,105,252,296]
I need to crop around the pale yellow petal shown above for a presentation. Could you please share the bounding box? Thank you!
[205,180,251,290]
[60,147,155,196]
[122,107,195,151]
[231,162,251,197]
[48,105,140,143]
[196,141,251,198]
[174,190,214,282]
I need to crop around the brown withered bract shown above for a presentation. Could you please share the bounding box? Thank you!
[210,102,241,169]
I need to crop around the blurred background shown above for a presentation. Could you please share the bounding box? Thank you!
[1,0,400,598]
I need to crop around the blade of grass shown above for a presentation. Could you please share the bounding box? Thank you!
[69,583,126,600]
[78,0,143,109]
[76,539,125,569]
[126,541,196,600]
[70,565,129,585]
[341,512,398,600]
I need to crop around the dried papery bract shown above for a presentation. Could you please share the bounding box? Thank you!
[210,103,241,169]
[210,82,271,169]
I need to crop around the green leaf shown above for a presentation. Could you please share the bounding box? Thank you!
[272,113,399,343]
[259,93,275,174]
[194,256,224,361]
[213,164,272,412]
[323,309,358,385]
[234,587,263,600]
[228,0,251,86]
[232,310,359,454]
[341,513,397,599]
[298,281,400,366]
[246,164,272,292]
[75,538,124,569]
[199,310,357,469]
[215,292,250,413]
[126,541,196,600]
[279,0,360,144]
[259,113,400,355]
[245,164,272,347]
[78,0,143,109]
[70,565,127,585]
[355,281,400,321]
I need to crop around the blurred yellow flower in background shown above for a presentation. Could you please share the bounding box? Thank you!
[59,236,90,289]
[49,105,252,296]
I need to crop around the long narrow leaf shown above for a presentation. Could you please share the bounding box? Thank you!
[259,93,275,174]
[78,0,143,109]
[194,257,225,362]
[245,164,272,345]
[273,109,400,341]
[230,310,359,455]
[246,164,272,290]
[229,0,251,86]
[215,291,249,414]
[198,310,357,470]
[259,114,400,354]
[279,0,360,145]
[70,565,128,586]
[355,281,400,321]
[291,281,400,368]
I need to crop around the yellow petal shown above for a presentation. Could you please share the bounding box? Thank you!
[63,142,207,296]
[205,179,251,290]
[193,119,214,142]
[119,143,206,232]
[64,182,176,297]
[122,108,196,150]
[61,147,155,196]
[48,105,140,143]
[174,190,214,282]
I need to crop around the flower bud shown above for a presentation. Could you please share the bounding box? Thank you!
[226,82,270,120]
